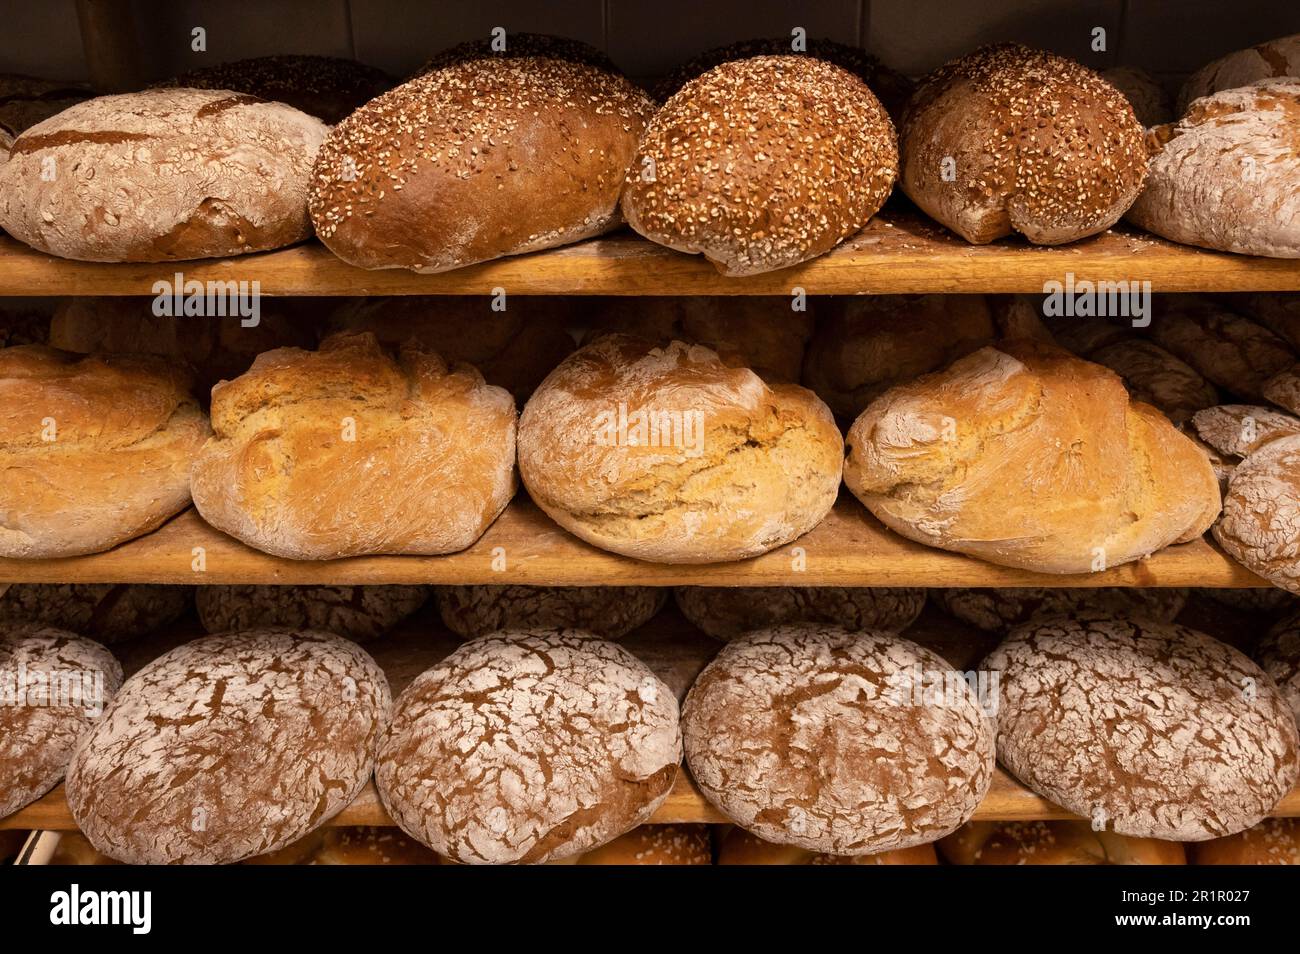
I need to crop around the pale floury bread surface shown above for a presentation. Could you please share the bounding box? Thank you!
[1256,612,1300,723]
[0,88,328,262]
[1178,33,1300,113]
[900,44,1147,245]
[622,55,898,275]
[518,334,843,564]
[1215,434,1300,594]
[309,55,654,272]
[844,340,1221,574]
[0,345,210,558]
[1128,80,1300,259]
[190,332,517,560]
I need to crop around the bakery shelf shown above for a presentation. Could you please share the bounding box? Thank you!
[2,211,1299,297]
[0,497,1265,588]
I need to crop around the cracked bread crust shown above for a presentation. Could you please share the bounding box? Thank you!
[683,625,994,855]
[196,585,429,643]
[1192,404,1300,458]
[0,583,189,644]
[375,630,681,865]
[675,586,924,641]
[0,625,122,819]
[934,587,1188,633]
[1214,434,1300,594]
[985,612,1300,840]
[436,585,665,641]
[65,629,390,864]
[518,334,843,564]
[1256,612,1300,724]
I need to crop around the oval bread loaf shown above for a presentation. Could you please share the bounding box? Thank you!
[1178,33,1300,113]
[1214,434,1300,594]
[0,583,189,644]
[934,587,1188,633]
[196,585,429,643]
[1255,612,1300,723]
[675,586,925,641]
[436,585,666,641]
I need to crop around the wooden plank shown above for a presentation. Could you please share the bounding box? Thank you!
[0,498,1266,587]
[1,212,1299,296]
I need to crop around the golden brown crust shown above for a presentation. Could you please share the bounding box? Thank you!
[576,824,712,865]
[940,821,1187,865]
[1191,817,1300,864]
[716,825,937,865]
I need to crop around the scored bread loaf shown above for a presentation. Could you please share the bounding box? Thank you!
[939,821,1186,865]
[1179,33,1300,113]
[0,346,210,558]
[933,587,1188,633]
[843,340,1221,574]
[436,585,666,641]
[196,585,430,643]
[622,55,898,275]
[190,332,517,560]
[716,826,938,865]
[1100,66,1174,128]
[900,44,1147,245]
[675,586,925,641]
[519,334,842,563]
[0,583,189,644]
[0,89,328,262]
[1192,403,1300,458]
[1215,434,1300,594]
[1255,611,1300,723]
[1191,818,1300,865]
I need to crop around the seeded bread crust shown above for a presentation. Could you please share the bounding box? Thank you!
[939,820,1186,865]
[1191,817,1300,864]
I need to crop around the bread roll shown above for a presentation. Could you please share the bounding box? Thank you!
[0,625,122,819]
[1179,33,1300,113]
[844,341,1221,574]
[939,821,1186,865]
[0,89,327,262]
[575,824,712,865]
[518,334,843,564]
[1128,80,1300,259]
[934,587,1188,633]
[190,332,516,559]
[1087,340,1219,424]
[716,825,936,865]
[196,585,429,643]
[66,630,390,864]
[675,586,924,641]
[1148,297,1294,400]
[436,585,665,641]
[1215,434,1300,594]
[802,295,996,419]
[310,54,653,272]
[0,346,210,558]
[1192,403,1300,458]
[0,73,89,133]
[1101,66,1174,128]
[375,631,681,865]
[0,583,189,644]
[986,612,1299,840]
[1256,612,1300,724]
[1192,818,1300,865]
[622,55,898,275]
[684,626,994,855]
[900,44,1147,245]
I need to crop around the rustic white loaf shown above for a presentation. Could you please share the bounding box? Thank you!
[1179,33,1300,113]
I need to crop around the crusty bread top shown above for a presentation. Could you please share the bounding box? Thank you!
[1179,33,1300,113]
[1101,66,1173,128]
[415,32,621,76]
[0,73,90,133]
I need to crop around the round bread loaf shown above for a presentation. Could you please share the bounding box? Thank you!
[675,586,924,641]
[1148,297,1294,401]
[244,826,442,865]
[0,625,122,819]
[1256,612,1300,724]
[415,32,620,76]
[1192,403,1300,458]
[1128,80,1300,259]
[190,332,516,559]
[196,585,429,643]
[0,583,189,644]
[1191,817,1300,865]
[518,334,843,564]
[310,54,653,273]
[1240,292,1300,352]
[436,585,665,641]
[1263,364,1300,418]
[1179,33,1300,113]
[900,44,1147,245]
[1087,340,1218,424]
[844,341,1221,574]
[1101,66,1173,128]
[0,89,327,262]
[934,587,1188,633]
[574,824,712,865]
[985,612,1300,840]
[1201,586,1298,617]
[66,629,390,865]
[0,73,90,133]
[1042,314,1133,356]
[622,55,898,276]
[939,821,1186,865]
[375,630,681,865]
[716,826,938,865]
[0,346,210,559]
[1215,434,1300,594]
[684,626,994,855]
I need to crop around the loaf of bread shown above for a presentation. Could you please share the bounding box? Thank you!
[1191,818,1300,864]
[716,826,937,865]
[310,52,653,272]
[1179,33,1300,113]
[0,73,89,133]
[986,612,1299,839]
[900,44,1147,245]
[934,587,1188,633]
[46,831,121,865]
[1042,315,1134,356]
[519,334,842,563]
[1255,612,1300,723]
[622,55,898,275]
[1239,293,1300,352]
[414,32,620,77]
[376,631,681,864]
[573,824,712,865]
[802,296,996,419]
[66,630,390,864]
[1215,434,1300,593]
[939,821,1186,865]
[1128,80,1300,259]
[0,89,328,262]
[1087,340,1219,424]
[844,341,1221,574]
[245,826,442,865]
[0,346,210,558]
[0,583,189,644]
[436,585,665,641]
[190,332,517,560]
[1201,586,1298,617]
[196,585,429,643]
[1101,66,1174,128]
[1192,403,1300,458]
[675,586,924,641]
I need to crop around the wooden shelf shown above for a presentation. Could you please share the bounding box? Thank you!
[1,211,1299,297]
[0,497,1265,588]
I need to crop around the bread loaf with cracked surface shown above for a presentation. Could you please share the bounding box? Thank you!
[0,583,188,644]
[1178,33,1300,113]
[436,585,665,641]
[1215,434,1300,594]
[675,586,924,641]
[197,585,429,643]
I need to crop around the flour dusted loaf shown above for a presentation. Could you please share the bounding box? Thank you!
[622,55,898,275]
[684,625,994,855]
[375,630,681,865]
[0,89,327,262]
[1179,33,1300,113]
[1192,403,1300,458]
[900,44,1147,245]
[934,587,1188,633]
[1215,434,1300,594]
[716,826,938,865]
[0,625,121,819]
[939,821,1186,865]
[519,334,843,563]
[0,346,210,558]
[0,583,189,643]
[436,585,665,641]
[190,332,516,559]
[986,613,1300,840]
[1192,818,1300,865]
[675,586,924,641]
[1255,612,1300,723]
[1128,80,1300,259]
[197,585,429,643]
[310,49,653,272]
[844,340,1221,574]
[66,629,390,864]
